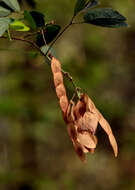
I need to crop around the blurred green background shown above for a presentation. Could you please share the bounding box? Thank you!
[0,0,135,190]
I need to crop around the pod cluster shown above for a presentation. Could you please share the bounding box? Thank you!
[51,57,118,163]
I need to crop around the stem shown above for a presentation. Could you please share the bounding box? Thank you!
[41,29,47,46]
[7,29,12,41]
[23,31,40,38]
[62,69,81,99]
[45,16,75,56]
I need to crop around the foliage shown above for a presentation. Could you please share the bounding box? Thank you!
[0,0,128,39]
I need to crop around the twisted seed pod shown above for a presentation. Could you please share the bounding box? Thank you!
[83,93,118,157]
[98,115,118,157]
[51,57,69,113]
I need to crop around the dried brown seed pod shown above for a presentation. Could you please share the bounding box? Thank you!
[53,72,63,87]
[73,140,86,163]
[51,57,69,114]
[98,116,118,157]
[74,100,86,120]
[80,93,118,157]
[77,132,96,150]
[51,58,61,73]
[65,101,97,162]
[83,112,98,134]
[56,84,66,99]
[59,93,69,114]
[67,123,77,141]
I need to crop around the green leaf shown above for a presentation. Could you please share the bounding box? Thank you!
[45,24,61,43]
[2,0,20,12]
[24,10,45,29]
[24,10,36,30]
[10,20,30,31]
[83,8,128,28]
[104,22,128,28]
[36,25,61,47]
[30,11,45,27]
[0,6,11,16]
[0,17,11,37]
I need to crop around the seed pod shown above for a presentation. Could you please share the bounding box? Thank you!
[73,141,86,163]
[83,112,98,134]
[51,58,61,73]
[98,115,118,157]
[51,57,69,114]
[67,123,77,141]
[56,84,66,99]
[59,96,69,114]
[51,57,118,161]
[74,100,86,120]
[53,72,63,87]
[77,132,96,150]
[83,93,118,157]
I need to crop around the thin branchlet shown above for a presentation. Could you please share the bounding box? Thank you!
[41,29,47,45]
[0,36,45,56]
[62,69,81,99]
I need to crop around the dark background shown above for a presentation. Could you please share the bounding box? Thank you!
[0,0,135,189]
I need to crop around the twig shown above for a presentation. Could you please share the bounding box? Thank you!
[41,29,47,45]
[23,31,40,38]
[0,36,45,57]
